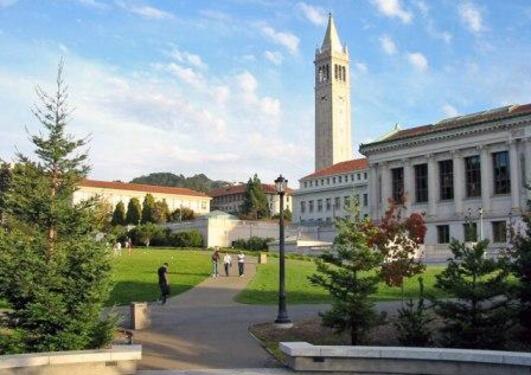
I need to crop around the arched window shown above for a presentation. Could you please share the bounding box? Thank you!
[334,64,338,80]
[342,66,346,81]
[318,66,323,82]
[326,65,329,80]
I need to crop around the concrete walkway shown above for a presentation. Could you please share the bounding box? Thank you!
[129,257,400,371]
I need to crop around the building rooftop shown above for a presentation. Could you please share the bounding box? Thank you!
[79,179,210,198]
[301,158,368,180]
[209,183,294,197]
[365,103,531,147]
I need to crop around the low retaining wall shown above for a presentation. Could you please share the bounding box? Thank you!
[280,342,531,375]
[0,345,141,375]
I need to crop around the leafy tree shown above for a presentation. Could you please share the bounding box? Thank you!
[92,199,113,232]
[309,203,385,344]
[432,239,514,349]
[169,207,195,222]
[141,193,156,223]
[152,199,170,224]
[131,223,160,247]
[371,202,426,301]
[0,162,12,221]
[111,201,126,226]
[240,174,270,220]
[272,208,292,222]
[510,211,531,344]
[394,277,433,346]
[130,172,229,193]
[0,62,115,353]
[125,197,141,225]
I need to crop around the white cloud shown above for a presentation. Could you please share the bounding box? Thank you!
[260,25,299,55]
[459,2,483,33]
[236,71,280,116]
[170,48,207,69]
[73,0,108,9]
[264,50,283,66]
[407,52,428,71]
[442,103,459,117]
[354,62,368,73]
[116,1,174,20]
[379,35,397,55]
[166,63,205,90]
[371,0,412,23]
[297,2,327,26]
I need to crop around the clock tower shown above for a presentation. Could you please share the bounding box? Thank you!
[314,14,352,171]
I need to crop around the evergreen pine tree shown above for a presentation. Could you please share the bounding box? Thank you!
[0,162,12,220]
[125,197,141,225]
[510,211,531,344]
[0,62,115,354]
[241,174,270,219]
[111,201,126,226]
[141,193,156,223]
[309,203,385,344]
[433,239,514,349]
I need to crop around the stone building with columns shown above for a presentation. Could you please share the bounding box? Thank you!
[360,103,531,257]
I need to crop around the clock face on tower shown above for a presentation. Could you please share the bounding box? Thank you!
[321,95,327,101]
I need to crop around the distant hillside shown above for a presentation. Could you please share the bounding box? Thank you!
[130,172,230,194]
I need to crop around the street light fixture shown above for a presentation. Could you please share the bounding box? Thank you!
[274,174,292,328]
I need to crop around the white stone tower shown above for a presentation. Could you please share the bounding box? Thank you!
[314,14,352,171]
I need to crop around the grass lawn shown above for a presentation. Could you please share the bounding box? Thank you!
[108,247,211,306]
[236,258,446,304]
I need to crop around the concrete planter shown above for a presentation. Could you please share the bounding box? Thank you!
[280,342,531,375]
[0,345,141,375]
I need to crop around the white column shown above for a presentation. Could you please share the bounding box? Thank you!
[427,154,437,216]
[381,162,391,213]
[525,138,531,203]
[452,150,464,215]
[403,158,412,210]
[479,145,491,212]
[509,140,520,210]
[369,163,378,220]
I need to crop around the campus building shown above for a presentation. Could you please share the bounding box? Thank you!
[209,184,293,216]
[74,179,211,214]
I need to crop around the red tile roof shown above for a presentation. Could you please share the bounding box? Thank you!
[79,179,210,198]
[209,183,294,197]
[368,103,531,146]
[302,158,368,179]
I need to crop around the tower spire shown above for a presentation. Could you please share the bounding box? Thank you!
[321,13,343,52]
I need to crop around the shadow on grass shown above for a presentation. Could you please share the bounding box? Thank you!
[107,280,201,306]
[139,271,209,277]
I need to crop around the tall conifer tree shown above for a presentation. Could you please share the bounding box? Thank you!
[0,62,115,353]
[126,197,141,225]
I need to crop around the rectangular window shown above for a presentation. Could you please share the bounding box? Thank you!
[437,225,450,244]
[309,180,313,187]
[327,177,330,184]
[439,159,454,200]
[317,199,323,212]
[334,197,340,209]
[364,172,367,179]
[309,200,314,213]
[493,151,511,194]
[300,201,306,213]
[414,164,429,203]
[363,193,368,207]
[492,221,507,243]
[465,155,481,197]
[315,180,319,186]
[326,198,331,211]
[391,167,404,203]
[351,174,354,181]
[339,176,342,183]
[333,177,336,184]
[321,179,324,185]
[344,196,350,208]
[463,222,478,242]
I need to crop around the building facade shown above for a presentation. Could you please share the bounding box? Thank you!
[74,179,211,214]
[293,159,369,224]
[314,14,352,171]
[209,184,293,216]
[360,104,531,257]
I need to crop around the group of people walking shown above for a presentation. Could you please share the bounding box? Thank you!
[156,248,246,305]
[211,248,245,278]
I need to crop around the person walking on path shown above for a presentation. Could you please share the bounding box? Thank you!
[158,262,170,305]
[223,253,232,277]
[237,251,245,277]
[211,248,220,278]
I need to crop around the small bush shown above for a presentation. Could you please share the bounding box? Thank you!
[232,236,272,251]
[169,230,203,248]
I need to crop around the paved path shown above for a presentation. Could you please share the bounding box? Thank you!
[128,257,401,371]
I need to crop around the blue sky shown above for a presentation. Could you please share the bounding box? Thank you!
[0,0,530,185]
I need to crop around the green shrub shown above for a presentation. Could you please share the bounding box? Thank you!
[231,236,272,251]
[169,230,203,248]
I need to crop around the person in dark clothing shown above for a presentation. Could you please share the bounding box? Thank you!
[157,263,170,304]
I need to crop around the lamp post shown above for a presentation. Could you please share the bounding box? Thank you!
[274,175,292,328]
[478,207,484,241]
